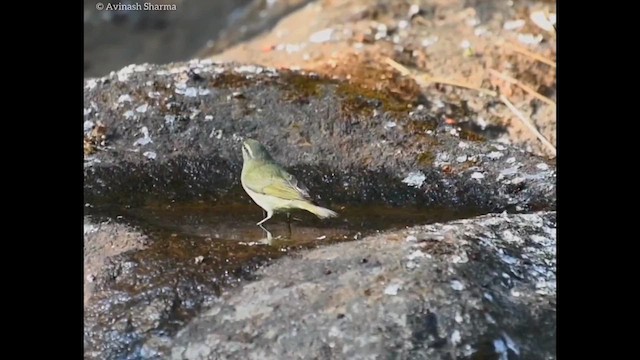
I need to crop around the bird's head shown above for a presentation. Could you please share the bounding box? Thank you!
[242,138,271,162]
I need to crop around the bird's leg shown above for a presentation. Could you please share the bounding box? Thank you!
[286,213,292,238]
[258,223,273,244]
[257,210,273,226]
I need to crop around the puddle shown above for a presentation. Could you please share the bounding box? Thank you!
[85,191,490,359]
[87,200,487,250]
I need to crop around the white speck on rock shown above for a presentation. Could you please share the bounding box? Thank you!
[497,166,519,181]
[530,234,551,244]
[536,163,549,170]
[84,108,92,116]
[503,19,525,30]
[456,155,468,163]
[421,35,439,47]
[506,157,516,163]
[484,293,494,301]
[458,141,468,148]
[511,177,526,185]
[451,280,465,291]
[471,172,484,180]
[84,224,97,235]
[466,17,480,27]
[518,33,543,45]
[500,254,519,265]
[118,94,132,103]
[451,252,469,264]
[235,65,263,74]
[530,10,556,32]
[190,109,201,119]
[84,121,94,133]
[309,28,334,43]
[384,121,397,129]
[281,43,306,53]
[510,289,521,297]
[199,89,211,96]
[133,126,153,146]
[124,110,135,119]
[405,235,417,242]
[407,250,426,260]
[493,338,509,360]
[475,26,489,37]
[455,312,463,323]
[384,282,402,295]
[460,39,471,49]
[136,104,148,113]
[328,326,342,338]
[485,313,496,324]
[183,87,198,97]
[143,151,156,160]
[402,171,426,188]
[194,256,204,264]
[209,128,223,139]
[86,79,97,90]
[165,115,175,129]
[501,229,522,243]
[451,330,462,344]
[435,152,450,166]
[204,115,213,121]
[408,4,420,17]
[502,333,520,355]
[375,23,388,40]
[486,151,504,160]
[450,128,459,136]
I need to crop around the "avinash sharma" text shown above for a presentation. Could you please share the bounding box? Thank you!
[105,2,177,11]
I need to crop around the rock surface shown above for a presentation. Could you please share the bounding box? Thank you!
[84,61,555,211]
[83,60,556,359]
[84,218,149,307]
[83,215,288,360]
[170,211,556,360]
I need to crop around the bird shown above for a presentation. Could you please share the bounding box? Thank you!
[240,138,338,226]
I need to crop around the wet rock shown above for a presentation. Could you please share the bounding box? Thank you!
[83,61,555,212]
[170,211,556,359]
[83,216,283,360]
[83,61,556,359]
[84,217,149,307]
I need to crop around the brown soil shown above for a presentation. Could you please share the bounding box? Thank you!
[207,0,556,158]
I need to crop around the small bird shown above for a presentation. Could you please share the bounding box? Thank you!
[240,138,338,226]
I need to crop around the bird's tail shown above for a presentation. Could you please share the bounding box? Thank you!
[296,201,338,219]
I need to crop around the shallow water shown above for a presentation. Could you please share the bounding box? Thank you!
[86,200,487,250]
[84,194,493,359]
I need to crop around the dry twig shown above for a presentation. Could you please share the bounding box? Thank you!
[502,42,556,68]
[500,94,556,157]
[489,69,556,107]
[384,58,497,97]
[384,58,555,157]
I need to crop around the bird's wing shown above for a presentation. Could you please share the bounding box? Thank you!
[244,163,311,201]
